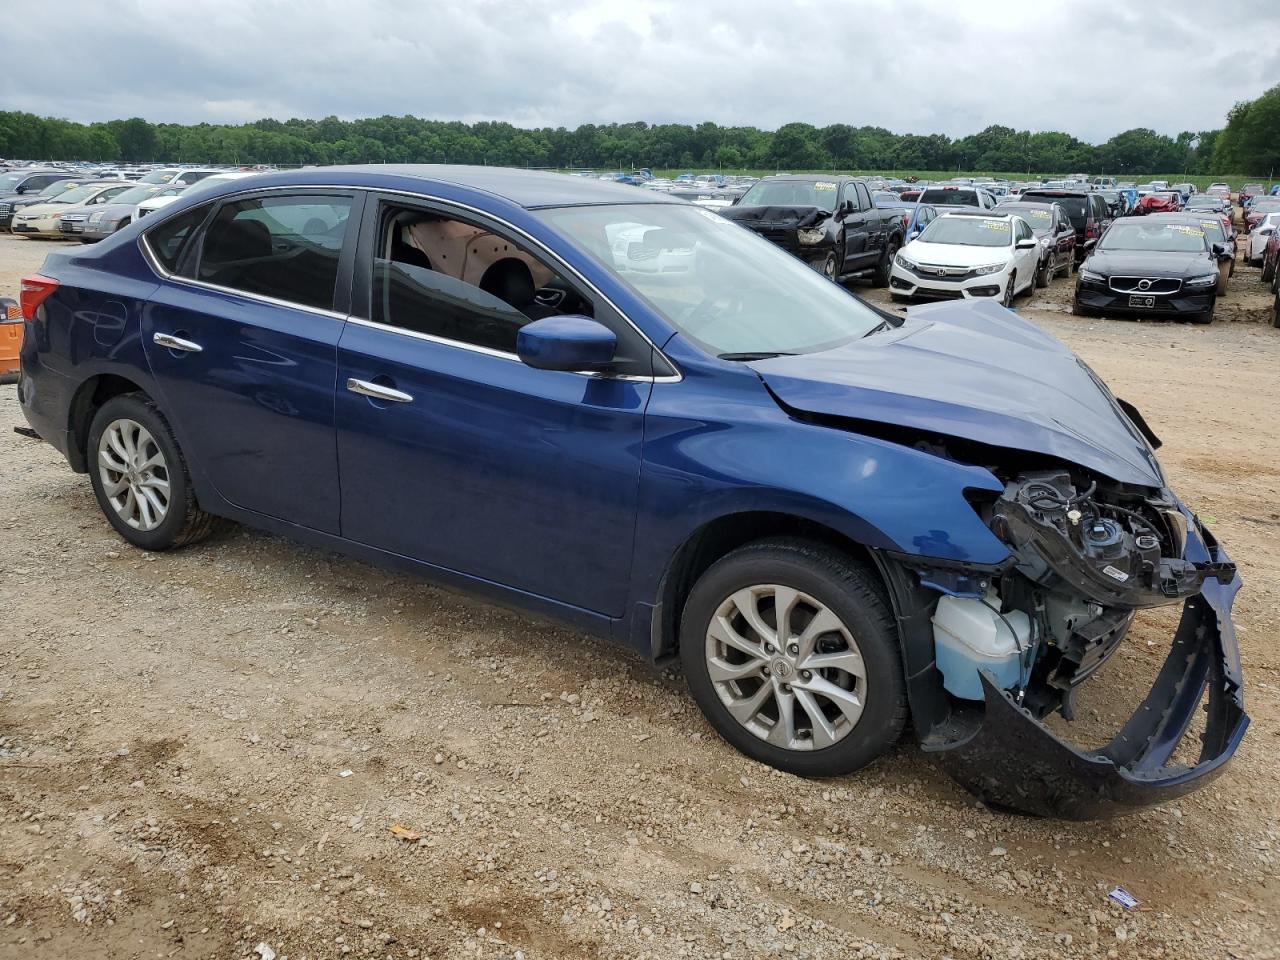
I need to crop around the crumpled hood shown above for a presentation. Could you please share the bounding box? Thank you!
[1086,250,1215,278]
[749,298,1164,487]
[719,205,831,229]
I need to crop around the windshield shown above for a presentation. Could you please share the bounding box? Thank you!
[36,180,77,198]
[919,188,979,206]
[108,184,172,206]
[996,204,1053,234]
[1099,222,1208,252]
[1252,199,1280,211]
[139,169,180,184]
[738,179,839,213]
[918,216,1012,247]
[536,203,884,357]
[1023,193,1086,217]
[50,185,102,205]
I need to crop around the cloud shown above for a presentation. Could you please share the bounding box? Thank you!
[2,0,1277,142]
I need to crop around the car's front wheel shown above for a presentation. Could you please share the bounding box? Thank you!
[88,393,224,550]
[1000,274,1016,307]
[679,539,907,777]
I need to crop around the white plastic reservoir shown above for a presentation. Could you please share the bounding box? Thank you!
[932,591,1032,701]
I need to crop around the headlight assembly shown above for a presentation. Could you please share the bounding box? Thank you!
[894,253,916,270]
[797,228,825,246]
[972,262,1007,276]
[1186,273,1219,288]
[1078,268,1105,283]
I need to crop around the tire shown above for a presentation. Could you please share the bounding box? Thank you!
[1191,300,1216,325]
[87,393,225,550]
[1262,256,1275,284]
[1000,274,1015,307]
[1272,290,1279,329]
[820,252,838,282]
[872,236,900,288]
[679,538,907,778]
[1034,257,1051,289]
[1071,298,1096,317]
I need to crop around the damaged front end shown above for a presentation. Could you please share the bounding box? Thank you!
[889,470,1247,820]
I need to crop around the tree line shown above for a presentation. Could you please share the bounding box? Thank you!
[1,82,1277,176]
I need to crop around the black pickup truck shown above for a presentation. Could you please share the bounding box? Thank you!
[718,175,906,284]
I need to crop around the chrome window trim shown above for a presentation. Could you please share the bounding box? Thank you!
[140,182,682,382]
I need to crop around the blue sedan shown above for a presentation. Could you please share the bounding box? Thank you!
[15,165,1246,818]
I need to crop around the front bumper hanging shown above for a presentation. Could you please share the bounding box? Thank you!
[924,538,1247,820]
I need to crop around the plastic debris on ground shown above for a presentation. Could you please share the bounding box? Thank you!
[389,823,421,842]
[1108,886,1139,909]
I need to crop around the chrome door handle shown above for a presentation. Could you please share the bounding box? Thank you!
[153,332,203,353]
[346,378,413,403]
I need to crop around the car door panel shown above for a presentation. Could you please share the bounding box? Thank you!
[334,323,650,616]
[142,285,345,533]
[841,182,870,267]
[138,190,358,534]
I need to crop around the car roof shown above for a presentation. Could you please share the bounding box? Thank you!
[172,164,686,210]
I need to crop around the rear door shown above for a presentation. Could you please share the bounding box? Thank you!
[140,190,359,533]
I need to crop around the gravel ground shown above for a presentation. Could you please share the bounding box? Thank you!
[1,230,1277,960]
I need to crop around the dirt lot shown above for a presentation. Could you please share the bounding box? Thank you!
[1,230,1278,960]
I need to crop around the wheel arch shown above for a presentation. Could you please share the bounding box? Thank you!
[649,510,883,662]
[66,373,151,472]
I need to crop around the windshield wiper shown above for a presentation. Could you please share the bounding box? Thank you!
[717,351,796,361]
[863,319,895,337]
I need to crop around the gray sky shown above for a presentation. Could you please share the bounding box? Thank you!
[3,0,1279,141]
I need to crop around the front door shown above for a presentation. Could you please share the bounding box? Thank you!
[141,191,358,533]
[840,181,870,268]
[334,197,652,616]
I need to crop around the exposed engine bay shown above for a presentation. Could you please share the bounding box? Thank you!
[965,470,1237,720]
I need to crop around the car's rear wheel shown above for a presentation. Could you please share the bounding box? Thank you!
[679,539,907,777]
[1262,256,1275,283]
[1035,257,1051,288]
[88,393,224,551]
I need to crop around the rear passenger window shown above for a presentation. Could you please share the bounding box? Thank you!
[145,203,212,274]
[197,195,352,311]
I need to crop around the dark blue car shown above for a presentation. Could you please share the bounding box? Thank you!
[15,166,1247,819]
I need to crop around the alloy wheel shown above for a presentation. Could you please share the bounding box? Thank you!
[97,418,170,531]
[704,584,866,750]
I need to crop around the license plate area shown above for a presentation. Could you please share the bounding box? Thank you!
[1128,295,1155,308]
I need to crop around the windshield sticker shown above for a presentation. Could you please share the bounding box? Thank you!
[1199,220,1218,229]
[981,220,1008,230]
[1169,225,1205,237]
[813,182,837,192]
[1026,210,1050,219]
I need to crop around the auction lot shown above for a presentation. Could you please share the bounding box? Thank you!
[0,231,1277,960]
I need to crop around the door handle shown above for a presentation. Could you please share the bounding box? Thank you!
[346,378,413,403]
[153,332,203,353]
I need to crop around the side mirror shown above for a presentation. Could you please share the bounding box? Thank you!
[1015,238,1037,249]
[517,315,617,372]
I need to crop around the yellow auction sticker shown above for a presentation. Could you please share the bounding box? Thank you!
[814,182,837,191]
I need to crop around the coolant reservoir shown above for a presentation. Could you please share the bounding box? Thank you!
[932,591,1031,701]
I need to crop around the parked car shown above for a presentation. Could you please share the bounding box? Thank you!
[889,210,1039,305]
[1171,182,1196,203]
[916,185,999,209]
[78,183,188,241]
[0,170,82,229]
[1019,188,1111,266]
[1133,191,1183,215]
[10,182,132,237]
[1074,217,1224,323]
[1259,222,1280,284]
[1185,194,1229,215]
[1206,182,1232,199]
[1243,196,1280,233]
[719,175,906,284]
[0,176,88,230]
[14,165,1245,819]
[993,201,1076,286]
[1246,212,1280,266]
[1092,189,1127,217]
[1240,183,1265,207]
[134,171,258,219]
